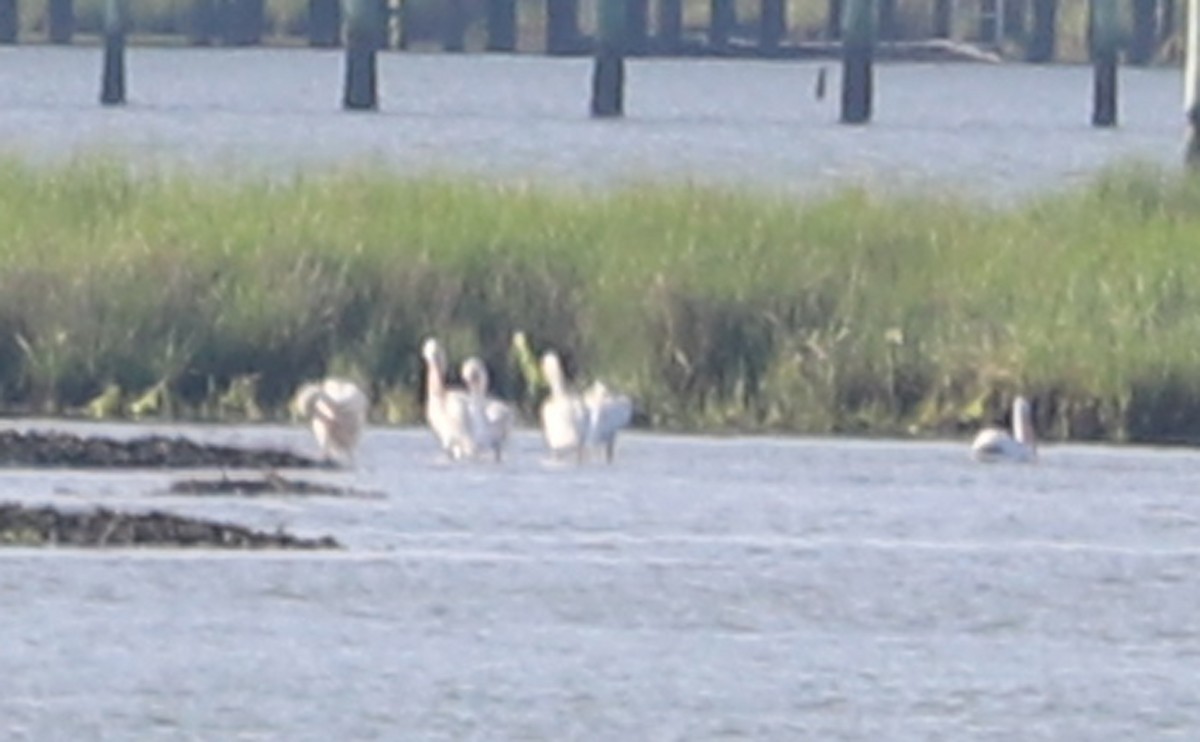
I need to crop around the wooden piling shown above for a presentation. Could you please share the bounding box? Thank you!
[1128,0,1157,64]
[486,0,517,51]
[1004,0,1027,42]
[223,0,265,46]
[1028,0,1057,62]
[308,0,342,47]
[656,0,682,52]
[710,0,735,50]
[626,0,648,54]
[0,0,17,43]
[100,0,125,105]
[826,0,843,39]
[443,0,466,51]
[591,0,625,117]
[1187,0,1200,165]
[48,0,73,44]
[188,0,219,45]
[1090,0,1120,127]
[840,0,874,124]
[932,0,952,38]
[343,0,381,110]
[760,0,786,52]
[878,0,897,40]
[546,0,580,54]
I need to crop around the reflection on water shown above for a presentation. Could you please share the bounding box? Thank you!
[1,421,1198,739]
[0,46,1186,198]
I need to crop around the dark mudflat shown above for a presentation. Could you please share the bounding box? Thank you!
[168,472,383,498]
[0,502,340,549]
[0,430,323,469]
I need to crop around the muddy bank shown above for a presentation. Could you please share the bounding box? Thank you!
[0,430,323,469]
[0,502,340,548]
[167,472,383,498]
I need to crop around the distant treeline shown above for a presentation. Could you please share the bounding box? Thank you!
[0,0,1183,64]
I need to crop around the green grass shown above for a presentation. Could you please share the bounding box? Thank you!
[3,154,1200,442]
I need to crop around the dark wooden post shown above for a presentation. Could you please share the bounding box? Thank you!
[1004,0,1027,41]
[223,0,265,45]
[486,0,517,51]
[100,0,125,105]
[443,0,466,51]
[932,0,952,38]
[826,0,842,38]
[625,0,648,54]
[1128,0,1158,64]
[710,0,735,50]
[878,0,896,39]
[979,0,1000,42]
[48,0,73,43]
[546,0,579,53]
[840,0,874,124]
[343,0,381,110]
[1187,0,1199,166]
[0,0,18,43]
[760,0,786,52]
[1162,0,1176,43]
[308,0,341,47]
[1028,0,1057,61]
[189,0,220,45]
[1091,0,1120,126]
[656,0,682,52]
[591,0,625,117]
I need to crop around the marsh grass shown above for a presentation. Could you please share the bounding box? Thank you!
[3,154,1200,441]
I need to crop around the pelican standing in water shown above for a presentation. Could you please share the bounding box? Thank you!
[584,380,633,463]
[421,338,474,460]
[461,356,514,461]
[292,377,369,467]
[539,351,590,462]
[971,395,1037,463]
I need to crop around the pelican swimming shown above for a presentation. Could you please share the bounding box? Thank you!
[421,338,474,460]
[461,356,514,461]
[539,351,590,462]
[971,395,1037,463]
[292,377,369,466]
[584,380,633,463]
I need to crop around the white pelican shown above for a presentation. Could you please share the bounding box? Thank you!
[539,351,590,462]
[584,380,633,463]
[971,395,1037,463]
[421,338,474,460]
[461,356,514,461]
[292,377,369,466]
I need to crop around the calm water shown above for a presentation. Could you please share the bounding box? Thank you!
[0,46,1187,197]
[1,420,1199,739]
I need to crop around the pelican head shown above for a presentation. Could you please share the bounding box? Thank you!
[421,337,446,369]
[461,357,489,395]
[292,382,321,419]
[540,351,565,388]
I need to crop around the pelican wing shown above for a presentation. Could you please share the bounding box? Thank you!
[970,428,1034,463]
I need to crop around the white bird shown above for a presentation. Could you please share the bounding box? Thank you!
[971,395,1037,463]
[539,351,590,462]
[421,338,474,460]
[461,356,514,462]
[292,377,369,467]
[584,380,633,463]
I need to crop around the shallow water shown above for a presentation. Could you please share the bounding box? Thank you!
[0,46,1185,198]
[1,420,1198,739]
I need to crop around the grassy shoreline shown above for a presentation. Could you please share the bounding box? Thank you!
[3,155,1200,443]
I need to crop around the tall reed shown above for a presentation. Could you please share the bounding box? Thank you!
[3,155,1200,441]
